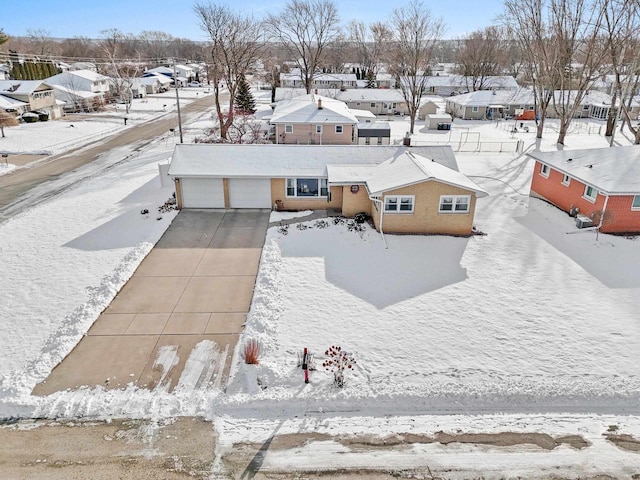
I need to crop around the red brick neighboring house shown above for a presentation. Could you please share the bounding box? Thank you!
[528,146,640,234]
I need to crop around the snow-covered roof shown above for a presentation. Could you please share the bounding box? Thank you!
[144,72,172,84]
[0,80,53,95]
[527,146,640,195]
[270,94,358,124]
[446,89,535,107]
[147,66,174,75]
[366,151,489,197]
[274,88,317,101]
[62,69,109,82]
[50,84,99,99]
[0,94,29,109]
[422,75,519,89]
[350,109,376,119]
[327,164,379,184]
[281,72,358,83]
[169,145,459,178]
[336,89,405,103]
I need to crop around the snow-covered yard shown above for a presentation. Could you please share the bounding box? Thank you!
[1,95,640,475]
[236,156,640,408]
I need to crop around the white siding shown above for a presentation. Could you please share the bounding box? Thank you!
[229,178,272,208]
[181,178,225,208]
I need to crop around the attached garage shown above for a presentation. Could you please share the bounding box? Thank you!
[229,178,272,208]
[180,178,225,208]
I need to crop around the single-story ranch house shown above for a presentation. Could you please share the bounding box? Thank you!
[168,145,488,236]
[446,89,640,121]
[528,146,640,234]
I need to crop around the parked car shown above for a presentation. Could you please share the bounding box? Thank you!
[188,81,201,87]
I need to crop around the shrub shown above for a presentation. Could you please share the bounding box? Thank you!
[242,339,261,365]
[322,345,356,388]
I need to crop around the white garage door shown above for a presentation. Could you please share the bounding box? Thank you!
[229,178,272,208]
[181,178,225,208]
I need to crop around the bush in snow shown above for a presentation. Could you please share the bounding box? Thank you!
[322,345,356,388]
[242,339,261,365]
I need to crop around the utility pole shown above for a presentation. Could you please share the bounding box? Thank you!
[172,61,184,143]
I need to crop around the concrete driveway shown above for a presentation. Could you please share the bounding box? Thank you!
[33,209,270,395]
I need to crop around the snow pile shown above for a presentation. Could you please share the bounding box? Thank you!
[0,144,178,403]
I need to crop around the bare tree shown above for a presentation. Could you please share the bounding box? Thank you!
[387,0,445,134]
[599,0,640,142]
[548,0,609,145]
[194,2,264,139]
[59,36,98,59]
[503,0,561,140]
[349,20,393,86]
[99,29,140,112]
[26,28,55,57]
[139,31,174,62]
[0,110,19,138]
[456,26,510,91]
[265,0,342,94]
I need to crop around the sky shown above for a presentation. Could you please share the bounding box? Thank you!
[3,0,504,41]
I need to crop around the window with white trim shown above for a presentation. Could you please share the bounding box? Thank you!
[583,185,597,202]
[285,124,293,133]
[370,102,376,108]
[335,125,343,134]
[562,174,571,186]
[384,195,414,213]
[540,164,550,178]
[286,178,328,198]
[439,195,471,213]
[632,195,640,210]
[316,125,322,134]
[472,106,479,112]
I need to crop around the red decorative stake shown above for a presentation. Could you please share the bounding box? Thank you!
[302,347,309,384]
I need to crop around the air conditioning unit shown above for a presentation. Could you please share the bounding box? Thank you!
[575,214,594,229]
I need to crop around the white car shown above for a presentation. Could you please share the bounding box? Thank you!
[188,81,201,87]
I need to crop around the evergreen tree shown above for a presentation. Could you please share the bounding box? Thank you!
[234,75,256,114]
[11,64,21,80]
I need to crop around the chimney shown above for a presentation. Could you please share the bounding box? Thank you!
[317,98,323,109]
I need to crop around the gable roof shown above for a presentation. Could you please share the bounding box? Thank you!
[0,80,53,95]
[270,94,358,124]
[169,145,459,178]
[0,94,29,110]
[365,151,488,197]
[446,88,535,107]
[63,69,109,82]
[527,146,640,195]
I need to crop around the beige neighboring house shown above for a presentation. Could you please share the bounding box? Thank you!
[0,80,62,119]
[168,144,487,236]
[140,73,172,93]
[270,94,358,145]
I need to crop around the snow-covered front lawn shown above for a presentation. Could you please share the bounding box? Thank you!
[236,153,640,409]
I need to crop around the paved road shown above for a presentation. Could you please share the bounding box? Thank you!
[0,93,220,222]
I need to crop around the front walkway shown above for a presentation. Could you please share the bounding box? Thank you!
[33,209,270,395]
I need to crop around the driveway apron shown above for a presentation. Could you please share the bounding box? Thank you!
[32,209,270,396]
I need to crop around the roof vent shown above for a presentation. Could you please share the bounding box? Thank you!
[587,164,593,168]
[317,98,323,109]
[567,158,573,162]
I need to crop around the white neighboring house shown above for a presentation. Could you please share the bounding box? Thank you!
[173,64,195,83]
[0,64,9,80]
[49,84,101,112]
[418,75,520,96]
[46,70,111,98]
[138,76,167,94]
[280,72,358,90]
[446,88,640,121]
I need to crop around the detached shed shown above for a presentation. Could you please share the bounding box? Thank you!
[426,113,452,130]
[357,121,391,145]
